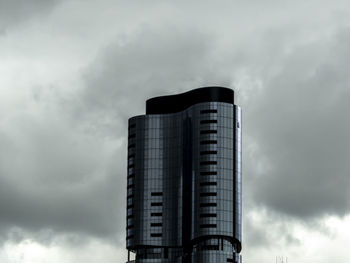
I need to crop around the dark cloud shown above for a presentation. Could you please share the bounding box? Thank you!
[0,25,223,245]
[243,209,301,250]
[245,27,350,218]
[0,99,125,244]
[1,12,348,247]
[74,25,229,138]
[0,0,62,33]
[1,0,350,261]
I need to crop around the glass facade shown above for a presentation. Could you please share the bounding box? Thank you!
[126,87,242,263]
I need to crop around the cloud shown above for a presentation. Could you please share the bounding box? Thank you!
[1,0,350,262]
[0,23,219,246]
[0,90,125,243]
[74,25,228,138]
[0,0,63,33]
[0,235,126,263]
[245,26,350,218]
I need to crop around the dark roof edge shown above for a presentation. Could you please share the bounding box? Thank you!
[146,86,234,114]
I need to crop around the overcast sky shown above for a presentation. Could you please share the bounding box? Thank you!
[1,0,350,262]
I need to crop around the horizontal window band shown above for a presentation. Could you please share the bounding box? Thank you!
[200,171,217,176]
[200,140,217,145]
[151,223,162,227]
[200,120,217,124]
[202,245,219,250]
[200,203,217,207]
[151,202,162,206]
[128,144,135,149]
[126,235,134,240]
[127,204,134,209]
[200,224,217,228]
[200,151,217,156]
[200,182,217,186]
[128,154,135,158]
[127,174,135,179]
[127,184,135,189]
[200,161,217,165]
[200,109,217,114]
[127,194,134,199]
[200,192,217,197]
[128,134,136,139]
[128,124,136,129]
[200,213,217,218]
[200,130,217,135]
[151,192,163,196]
[126,225,134,229]
[127,164,135,169]
[151,213,162,217]
[127,215,134,219]
[150,233,162,237]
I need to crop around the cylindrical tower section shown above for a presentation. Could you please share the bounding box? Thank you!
[127,114,184,261]
[190,102,237,262]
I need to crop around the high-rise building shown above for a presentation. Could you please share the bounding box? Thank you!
[126,87,242,263]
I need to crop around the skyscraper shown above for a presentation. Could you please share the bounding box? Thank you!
[126,87,242,263]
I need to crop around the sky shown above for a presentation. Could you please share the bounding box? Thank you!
[0,0,350,262]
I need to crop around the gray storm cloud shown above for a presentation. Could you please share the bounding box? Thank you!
[245,28,350,218]
[0,0,63,33]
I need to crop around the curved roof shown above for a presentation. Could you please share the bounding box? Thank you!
[146,86,234,114]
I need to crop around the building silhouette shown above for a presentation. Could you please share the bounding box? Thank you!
[126,87,242,262]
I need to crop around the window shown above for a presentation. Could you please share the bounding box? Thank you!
[128,134,136,139]
[200,150,217,155]
[128,143,135,149]
[200,140,217,145]
[200,130,217,134]
[201,245,219,250]
[151,212,162,217]
[200,171,217,176]
[151,223,162,227]
[127,173,135,179]
[200,109,217,114]
[200,182,217,186]
[200,161,217,165]
[200,203,217,207]
[151,233,162,237]
[151,192,163,196]
[200,120,217,124]
[200,213,216,218]
[151,202,162,207]
[200,192,217,197]
[127,184,135,189]
[200,224,216,228]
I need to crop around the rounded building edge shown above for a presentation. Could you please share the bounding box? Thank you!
[146,86,234,114]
